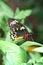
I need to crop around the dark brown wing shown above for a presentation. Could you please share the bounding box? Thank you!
[8,18,28,32]
[8,18,23,29]
[8,18,33,41]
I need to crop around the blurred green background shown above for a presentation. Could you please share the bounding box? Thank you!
[0,0,43,44]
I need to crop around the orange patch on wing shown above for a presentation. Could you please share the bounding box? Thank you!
[27,46,38,52]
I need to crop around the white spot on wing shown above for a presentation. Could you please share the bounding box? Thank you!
[10,20,18,26]
[20,26,25,30]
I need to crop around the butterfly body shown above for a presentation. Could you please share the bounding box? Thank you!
[8,18,33,41]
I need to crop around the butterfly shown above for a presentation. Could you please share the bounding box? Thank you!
[8,18,43,54]
[8,18,33,41]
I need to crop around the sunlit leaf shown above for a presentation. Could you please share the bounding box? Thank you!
[0,1,14,17]
[29,53,41,62]
[34,62,43,65]
[15,10,32,19]
[33,47,43,53]
[37,57,43,63]
[14,8,20,16]
[20,41,42,51]
[25,26,32,33]
[21,62,32,65]
[0,40,27,65]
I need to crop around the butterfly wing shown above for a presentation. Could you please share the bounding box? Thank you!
[8,18,33,41]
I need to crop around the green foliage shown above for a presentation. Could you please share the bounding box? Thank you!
[0,1,43,65]
[21,41,42,50]
[0,1,15,39]
[0,40,43,65]
[0,40,27,65]
[0,1,32,40]
[14,9,32,19]
[0,1,14,17]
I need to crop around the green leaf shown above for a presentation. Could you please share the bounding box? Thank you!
[34,57,43,65]
[33,47,43,53]
[37,57,43,63]
[29,53,41,62]
[5,32,12,42]
[21,62,32,65]
[14,8,20,16]
[20,41,42,51]
[34,62,43,65]
[0,40,27,65]
[0,1,14,17]
[25,26,32,33]
[0,1,15,39]
[15,10,32,19]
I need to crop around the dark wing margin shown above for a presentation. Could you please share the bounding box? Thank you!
[8,18,16,26]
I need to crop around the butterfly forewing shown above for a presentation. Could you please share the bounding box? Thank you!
[8,18,33,41]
